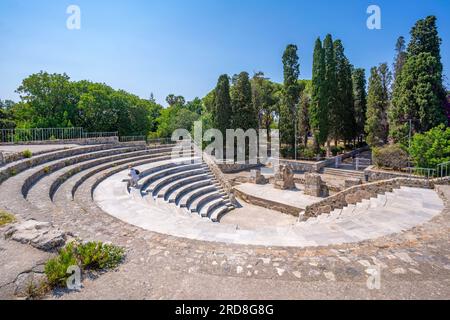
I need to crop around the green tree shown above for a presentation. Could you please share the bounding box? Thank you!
[393,36,407,81]
[298,92,310,148]
[390,16,447,143]
[323,35,337,150]
[280,44,300,156]
[0,100,16,129]
[310,38,328,150]
[334,39,356,144]
[166,94,185,107]
[231,71,257,131]
[251,72,278,137]
[213,75,232,135]
[352,68,367,143]
[365,64,391,147]
[410,124,450,169]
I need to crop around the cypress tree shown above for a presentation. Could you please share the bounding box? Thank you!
[298,92,310,148]
[231,71,257,131]
[280,44,300,156]
[352,68,367,143]
[334,40,356,144]
[393,36,407,81]
[323,34,337,150]
[390,16,447,143]
[366,64,391,147]
[214,74,232,135]
[310,38,328,149]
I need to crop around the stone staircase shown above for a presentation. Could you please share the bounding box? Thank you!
[138,162,234,222]
[299,186,442,227]
[322,167,365,180]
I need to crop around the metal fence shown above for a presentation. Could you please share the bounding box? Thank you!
[147,138,176,146]
[119,136,146,142]
[0,128,118,144]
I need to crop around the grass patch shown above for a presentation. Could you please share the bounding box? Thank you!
[44,241,125,288]
[0,210,15,226]
[22,149,33,158]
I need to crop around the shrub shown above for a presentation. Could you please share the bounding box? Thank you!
[410,124,450,169]
[43,166,51,174]
[22,149,33,158]
[0,210,15,226]
[373,144,409,170]
[331,146,345,156]
[44,242,78,287]
[44,241,125,288]
[76,241,124,270]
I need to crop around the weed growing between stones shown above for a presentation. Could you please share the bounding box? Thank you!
[0,210,15,226]
[22,149,33,158]
[44,240,125,289]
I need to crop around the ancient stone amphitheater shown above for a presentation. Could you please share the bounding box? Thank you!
[1,141,449,299]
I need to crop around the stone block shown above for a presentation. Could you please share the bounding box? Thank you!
[273,165,295,190]
[249,169,268,185]
[345,178,362,188]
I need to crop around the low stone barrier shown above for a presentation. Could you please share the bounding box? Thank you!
[303,176,449,219]
[217,162,261,173]
[0,136,119,146]
[233,187,301,216]
[363,166,423,181]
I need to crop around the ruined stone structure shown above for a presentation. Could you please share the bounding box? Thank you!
[273,165,295,190]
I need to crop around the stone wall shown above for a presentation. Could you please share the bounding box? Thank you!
[217,162,261,173]
[363,166,425,182]
[233,187,301,216]
[0,136,119,146]
[303,176,449,219]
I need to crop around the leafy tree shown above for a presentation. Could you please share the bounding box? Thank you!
[310,38,328,150]
[410,124,450,169]
[0,100,16,129]
[213,75,232,135]
[16,72,79,128]
[251,72,278,137]
[279,44,300,156]
[166,94,185,107]
[334,39,356,144]
[352,68,367,143]
[185,97,203,115]
[365,64,391,147]
[231,71,257,131]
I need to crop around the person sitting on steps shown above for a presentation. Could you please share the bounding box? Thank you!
[128,165,140,188]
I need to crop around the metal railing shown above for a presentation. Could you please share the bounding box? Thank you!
[0,127,84,143]
[119,135,146,142]
[0,128,119,144]
[147,138,175,146]
[437,161,450,178]
[353,158,372,171]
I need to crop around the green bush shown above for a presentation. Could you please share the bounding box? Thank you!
[44,241,125,288]
[373,144,409,170]
[77,242,124,270]
[22,149,33,158]
[331,146,345,156]
[44,242,78,287]
[410,124,450,169]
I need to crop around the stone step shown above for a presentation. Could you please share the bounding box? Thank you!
[171,181,216,205]
[199,197,230,218]
[148,168,209,198]
[161,174,214,202]
[140,163,205,190]
[209,205,233,223]
[322,167,364,179]
[188,190,225,213]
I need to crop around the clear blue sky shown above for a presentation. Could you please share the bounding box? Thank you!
[1,0,449,106]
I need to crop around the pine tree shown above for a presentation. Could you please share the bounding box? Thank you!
[214,74,232,135]
[280,44,300,156]
[352,68,367,143]
[310,38,328,149]
[231,71,257,131]
[334,40,356,144]
[390,16,447,143]
[366,64,391,147]
[323,34,337,149]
